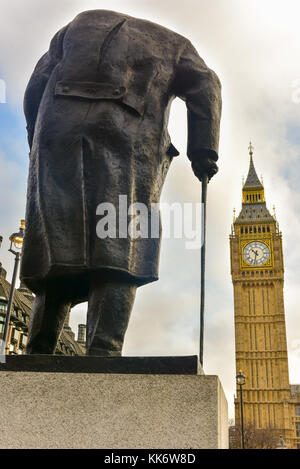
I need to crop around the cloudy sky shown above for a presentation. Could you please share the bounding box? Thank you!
[1,0,300,418]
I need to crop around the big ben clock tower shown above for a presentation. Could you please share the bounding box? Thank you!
[230,143,294,445]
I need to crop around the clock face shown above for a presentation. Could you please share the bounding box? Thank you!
[243,241,270,266]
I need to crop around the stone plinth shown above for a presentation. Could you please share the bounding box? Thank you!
[0,369,228,449]
[0,354,200,374]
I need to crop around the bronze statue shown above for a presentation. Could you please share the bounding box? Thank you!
[21,10,222,356]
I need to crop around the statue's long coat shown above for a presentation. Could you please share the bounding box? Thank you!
[21,10,221,301]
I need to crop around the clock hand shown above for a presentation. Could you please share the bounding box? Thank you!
[251,248,259,265]
[254,250,259,265]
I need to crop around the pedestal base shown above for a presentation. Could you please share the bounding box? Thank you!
[0,354,199,374]
[0,370,228,449]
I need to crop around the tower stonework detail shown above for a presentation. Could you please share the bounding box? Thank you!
[230,145,298,448]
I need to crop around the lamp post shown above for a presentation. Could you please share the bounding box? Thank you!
[236,370,246,449]
[0,220,25,356]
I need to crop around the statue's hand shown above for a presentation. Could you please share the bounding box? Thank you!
[192,157,218,182]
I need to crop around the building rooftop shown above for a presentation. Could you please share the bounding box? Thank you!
[235,203,274,224]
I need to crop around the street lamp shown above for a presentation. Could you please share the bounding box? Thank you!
[0,220,25,356]
[236,370,246,449]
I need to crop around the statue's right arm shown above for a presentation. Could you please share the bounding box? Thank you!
[174,40,222,181]
[24,24,69,148]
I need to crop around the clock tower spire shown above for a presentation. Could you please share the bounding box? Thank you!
[230,144,296,446]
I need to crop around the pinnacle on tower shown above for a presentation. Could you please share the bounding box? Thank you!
[234,143,276,223]
[244,142,264,189]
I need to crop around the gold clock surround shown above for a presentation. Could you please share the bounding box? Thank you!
[239,237,273,269]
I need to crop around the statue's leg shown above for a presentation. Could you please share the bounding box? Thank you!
[26,282,71,354]
[86,276,137,356]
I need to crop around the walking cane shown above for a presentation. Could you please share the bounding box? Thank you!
[199,174,208,368]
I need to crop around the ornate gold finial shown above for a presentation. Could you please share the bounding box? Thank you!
[248,141,254,157]
[233,208,236,221]
[273,205,276,219]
